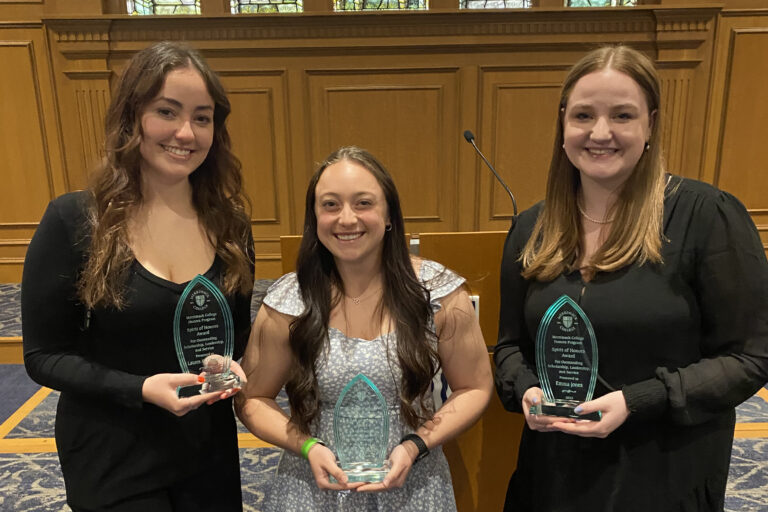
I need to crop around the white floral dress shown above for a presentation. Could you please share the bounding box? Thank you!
[261,260,464,512]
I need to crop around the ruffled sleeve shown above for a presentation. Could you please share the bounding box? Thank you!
[262,272,305,317]
[419,259,466,313]
[623,185,768,424]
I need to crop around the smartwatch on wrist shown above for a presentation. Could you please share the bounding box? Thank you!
[400,433,429,464]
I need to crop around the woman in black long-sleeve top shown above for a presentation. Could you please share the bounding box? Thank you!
[494,45,768,512]
[22,42,253,511]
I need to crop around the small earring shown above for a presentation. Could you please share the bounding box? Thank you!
[644,142,650,151]
[562,143,566,149]
[385,224,392,232]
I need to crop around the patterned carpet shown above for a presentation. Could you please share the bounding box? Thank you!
[1,283,767,511]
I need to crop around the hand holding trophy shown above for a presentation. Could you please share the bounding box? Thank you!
[530,295,601,421]
[332,373,391,483]
[174,275,241,397]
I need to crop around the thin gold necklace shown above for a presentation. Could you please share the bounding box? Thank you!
[577,201,614,224]
[345,285,381,305]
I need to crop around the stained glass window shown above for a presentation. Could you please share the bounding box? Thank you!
[231,0,303,13]
[461,0,530,8]
[566,0,636,6]
[334,0,427,11]
[127,0,201,15]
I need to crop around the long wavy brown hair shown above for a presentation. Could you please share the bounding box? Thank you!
[287,146,438,434]
[522,45,666,281]
[78,41,252,309]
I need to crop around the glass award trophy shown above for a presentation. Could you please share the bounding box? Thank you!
[530,294,601,421]
[174,275,240,398]
[332,373,391,483]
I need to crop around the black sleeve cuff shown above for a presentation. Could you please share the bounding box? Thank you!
[622,378,668,421]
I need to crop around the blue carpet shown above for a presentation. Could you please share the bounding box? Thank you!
[0,449,280,512]
[0,364,40,425]
[2,277,767,510]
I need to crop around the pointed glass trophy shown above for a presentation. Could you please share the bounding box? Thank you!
[174,275,240,397]
[332,374,391,483]
[531,294,601,421]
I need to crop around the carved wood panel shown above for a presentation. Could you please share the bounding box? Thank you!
[221,71,293,277]
[478,67,565,230]
[306,68,461,232]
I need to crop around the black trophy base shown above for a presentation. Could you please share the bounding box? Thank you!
[530,401,601,421]
[176,371,241,398]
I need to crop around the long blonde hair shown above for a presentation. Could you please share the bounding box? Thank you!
[522,45,666,281]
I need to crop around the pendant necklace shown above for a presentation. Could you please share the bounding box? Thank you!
[346,284,381,305]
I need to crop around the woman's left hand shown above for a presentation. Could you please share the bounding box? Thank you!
[355,443,415,492]
[551,390,630,438]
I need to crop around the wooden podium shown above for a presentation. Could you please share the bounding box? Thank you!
[279,231,524,512]
[419,231,522,512]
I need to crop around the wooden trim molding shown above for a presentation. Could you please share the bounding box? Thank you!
[62,70,112,79]
[653,8,717,32]
[41,7,720,48]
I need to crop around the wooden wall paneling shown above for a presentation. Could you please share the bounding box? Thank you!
[45,19,112,191]
[653,7,718,180]
[0,26,67,282]
[658,68,693,175]
[701,12,764,185]
[53,70,111,189]
[710,28,768,209]
[0,6,741,284]
[0,5,44,24]
[477,67,564,230]
[456,64,481,232]
[70,75,109,184]
[286,66,312,236]
[306,67,461,233]
[700,11,768,256]
[751,210,768,259]
[0,40,55,216]
[221,70,293,279]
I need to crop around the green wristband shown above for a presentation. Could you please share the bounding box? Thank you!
[301,437,325,459]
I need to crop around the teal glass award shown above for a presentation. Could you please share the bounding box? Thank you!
[530,295,601,421]
[332,374,391,482]
[174,275,240,397]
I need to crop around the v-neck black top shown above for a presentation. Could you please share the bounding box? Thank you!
[494,176,768,511]
[21,191,253,509]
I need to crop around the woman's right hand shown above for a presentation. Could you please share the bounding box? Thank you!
[522,387,574,432]
[142,373,221,416]
[307,443,365,491]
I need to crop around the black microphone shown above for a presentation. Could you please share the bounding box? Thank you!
[463,130,518,217]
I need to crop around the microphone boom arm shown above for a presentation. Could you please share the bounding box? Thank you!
[464,131,518,217]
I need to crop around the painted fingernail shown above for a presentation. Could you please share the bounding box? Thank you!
[197,375,205,383]
[532,397,538,404]
[574,406,583,414]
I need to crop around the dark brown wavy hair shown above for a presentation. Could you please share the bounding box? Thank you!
[78,41,252,309]
[287,146,438,434]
